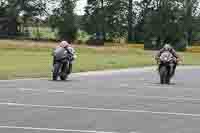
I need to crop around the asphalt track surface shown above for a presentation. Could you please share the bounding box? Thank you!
[0,66,200,133]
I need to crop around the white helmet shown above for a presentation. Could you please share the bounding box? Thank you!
[163,44,172,51]
[59,41,70,48]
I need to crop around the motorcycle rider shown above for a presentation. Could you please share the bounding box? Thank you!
[155,44,181,76]
[53,41,76,75]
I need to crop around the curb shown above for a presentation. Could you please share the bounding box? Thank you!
[0,66,200,81]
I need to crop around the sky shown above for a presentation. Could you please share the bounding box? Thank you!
[75,0,87,15]
[74,0,141,15]
[47,0,87,16]
[49,0,141,16]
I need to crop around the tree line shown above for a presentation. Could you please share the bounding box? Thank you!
[0,0,200,50]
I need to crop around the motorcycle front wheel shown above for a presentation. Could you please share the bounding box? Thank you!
[60,62,69,80]
[159,65,168,84]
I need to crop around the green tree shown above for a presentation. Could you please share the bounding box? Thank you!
[136,0,187,50]
[83,0,105,40]
[136,0,200,49]
[128,0,133,42]
[83,0,135,41]
[50,0,78,42]
[184,0,200,46]
[0,0,46,36]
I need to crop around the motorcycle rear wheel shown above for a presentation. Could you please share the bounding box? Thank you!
[52,63,61,81]
[60,62,69,80]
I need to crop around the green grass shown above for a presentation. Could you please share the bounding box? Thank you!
[180,52,200,65]
[0,49,51,79]
[0,40,200,79]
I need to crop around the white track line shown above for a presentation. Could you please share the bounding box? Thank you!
[1,102,200,117]
[0,126,118,133]
[20,88,66,93]
[18,88,200,102]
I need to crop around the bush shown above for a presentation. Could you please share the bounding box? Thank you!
[144,37,187,51]
[172,39,187,51]
[74,40,84,44]
[86,38,104,46]
[58,25,77,43]
[144,37,158,50]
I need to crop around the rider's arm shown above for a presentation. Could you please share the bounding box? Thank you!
[171,49,180,59]
[66,47,75,55]
[171,49,182,62]
[65,47,77,60]
[155,49,163,60]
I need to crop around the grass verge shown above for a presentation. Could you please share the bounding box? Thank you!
[0,39,200,79]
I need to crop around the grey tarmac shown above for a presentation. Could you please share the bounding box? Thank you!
[0,66,200,133]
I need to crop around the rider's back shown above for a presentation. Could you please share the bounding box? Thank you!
[53,46,67,60]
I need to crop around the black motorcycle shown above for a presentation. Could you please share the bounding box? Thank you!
[52,47,73,81]
[158,51,176,84]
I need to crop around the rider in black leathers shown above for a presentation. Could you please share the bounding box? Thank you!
[155,44,181,76]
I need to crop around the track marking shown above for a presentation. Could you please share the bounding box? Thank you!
[119,84,129,87]
[1,102,200,117]
[18,83,198,91]
[0,126,118,133]
[18,88,200,102]
[20,88,66,93]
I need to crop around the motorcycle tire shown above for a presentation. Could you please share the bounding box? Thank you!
[159,66,168,84]
[60,75,68,80]
[60,62,68,81]
[166,76,170,84]
[52,63,61,81]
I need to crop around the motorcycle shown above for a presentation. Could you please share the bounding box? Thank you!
[158,51,176,84]
[52,46,75,81]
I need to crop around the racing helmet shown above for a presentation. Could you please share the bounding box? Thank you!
[163,44,172,51]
